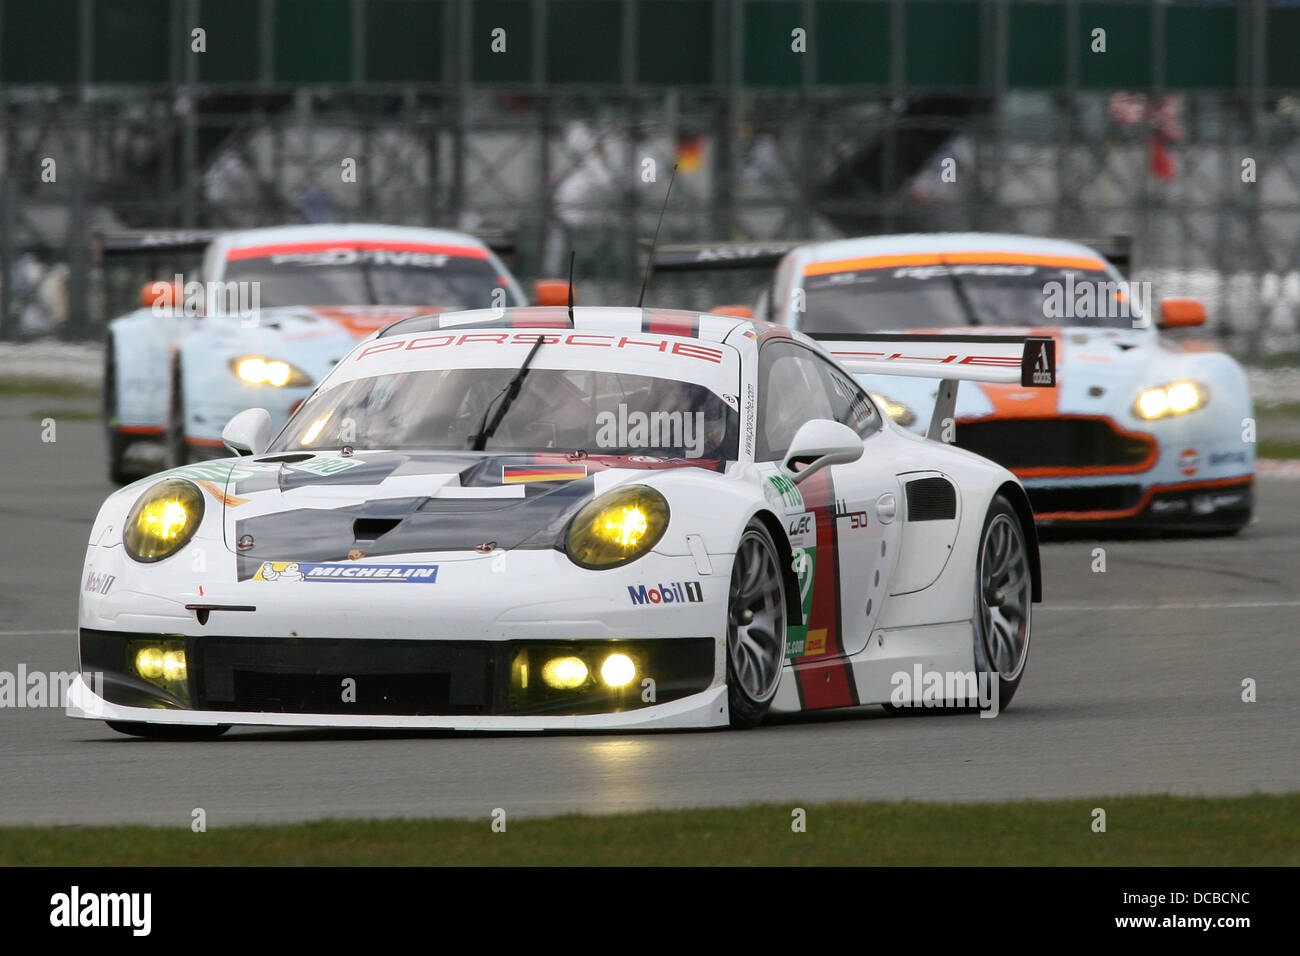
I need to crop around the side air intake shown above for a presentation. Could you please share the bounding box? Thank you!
[905,477,957,522]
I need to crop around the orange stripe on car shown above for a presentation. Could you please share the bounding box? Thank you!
[803,251,1107,276]
[226,241,488,261]
[195,480,249,507]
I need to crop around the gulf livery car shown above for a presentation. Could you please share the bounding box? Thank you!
[67,306,1055,737]
[102,224,552,483]
[658,234,1254,533]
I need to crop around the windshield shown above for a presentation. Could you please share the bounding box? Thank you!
[223,248,512,309]
[802,262,1143,332]
[271,367,739,461]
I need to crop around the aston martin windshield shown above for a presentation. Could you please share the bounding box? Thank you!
[803,263,1145,332]
[224,248,510,308]
[273,367,739,460]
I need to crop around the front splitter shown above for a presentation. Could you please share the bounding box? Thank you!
[64,675,730,732]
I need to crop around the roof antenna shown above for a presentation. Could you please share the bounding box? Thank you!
[567,249,575,324]
[637,163,678,309]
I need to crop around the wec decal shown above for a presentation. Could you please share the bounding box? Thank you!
[254,562,439,583]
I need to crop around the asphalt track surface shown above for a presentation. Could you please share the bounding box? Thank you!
[1,396,1297,826]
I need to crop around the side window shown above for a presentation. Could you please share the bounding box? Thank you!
[816,358,882,438]
[756,342,837,461]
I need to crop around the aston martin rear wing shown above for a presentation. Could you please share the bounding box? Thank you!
[808,332,1057,441]
[644,240,802,274]
[93,229,218,265]
[94,227,517,265]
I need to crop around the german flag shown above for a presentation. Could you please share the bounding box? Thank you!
[675,133,704,173]
[501,464,588,484]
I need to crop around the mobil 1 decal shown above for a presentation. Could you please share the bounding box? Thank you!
[785,467,859,711]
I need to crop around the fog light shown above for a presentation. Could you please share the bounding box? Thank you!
[601,653,636,688]
[163,649,187,681]
[542,656,588,689]
[135,647,165,680]
[127,638,190,704]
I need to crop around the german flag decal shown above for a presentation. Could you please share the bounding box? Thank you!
[502,464,588,484]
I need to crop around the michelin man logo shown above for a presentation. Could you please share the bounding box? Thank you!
[258,561,303,581]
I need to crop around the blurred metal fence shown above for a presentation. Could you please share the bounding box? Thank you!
[1,11,1299,357]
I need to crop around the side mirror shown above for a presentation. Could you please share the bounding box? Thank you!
[781,419,864,484]
[222,408,274,457]
[141,280,183,312]
[533,279,572,307]
[709,304,754,318]
[1158,298,1206,329]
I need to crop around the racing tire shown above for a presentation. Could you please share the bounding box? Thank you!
[726,520,788,728]
[107,721,231,740]
[972,494,1033,711]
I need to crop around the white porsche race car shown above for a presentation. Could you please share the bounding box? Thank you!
[101,223,568,483]
[68,306,1054,736]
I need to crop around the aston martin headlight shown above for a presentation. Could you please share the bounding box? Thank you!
[566,485,669,569]
[123,478,205,562]
[230,356,312,388]
[1133,381,1208,420]
[870,392,916,427]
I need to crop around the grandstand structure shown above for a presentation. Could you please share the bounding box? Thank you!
[1,0,1298,355]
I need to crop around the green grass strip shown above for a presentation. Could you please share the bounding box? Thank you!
[0,793,1294,866]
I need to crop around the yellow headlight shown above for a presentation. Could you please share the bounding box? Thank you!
[566,486,669,568]
[123,478,205,562]
[231,356,310,387]
[128,638,190,703]
[163,649,188,681]
[541,656,589,689]
[1167,382,1200,413]
[1134,381,1207,419]
[600,653,637,688]
[135,647,166,680]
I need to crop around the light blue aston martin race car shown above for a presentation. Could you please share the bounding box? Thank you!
[101,223,570,483]
[654,232,1255,534]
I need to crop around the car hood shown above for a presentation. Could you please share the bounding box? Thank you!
[858,325,1193,428]
[195,451,719,579]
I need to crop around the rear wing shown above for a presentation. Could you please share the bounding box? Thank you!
[809,332,1057,441]
[93,229,218,265]
[643,240,802,274]
[93,227,517,265]
[1063,234,1131,277]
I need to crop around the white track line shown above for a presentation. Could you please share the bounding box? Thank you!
[1256,459,1300,478]
[1043,599,1300,612]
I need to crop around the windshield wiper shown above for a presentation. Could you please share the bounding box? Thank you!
[359,254,378,305]
[468,335,546,451]
[944,261,982,327]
